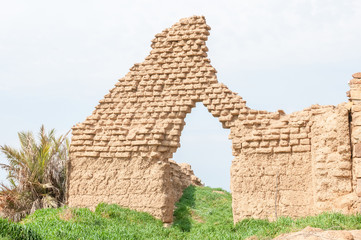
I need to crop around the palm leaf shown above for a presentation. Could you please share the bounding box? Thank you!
[0,125,70,221]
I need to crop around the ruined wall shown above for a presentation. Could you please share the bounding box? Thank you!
[230,104,354,222]
[349,73,361,206]
[68,16,246,222]
[169,160,203,205]
[68,15,360,223]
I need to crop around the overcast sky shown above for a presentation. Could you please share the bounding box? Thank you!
[1,0,361,191]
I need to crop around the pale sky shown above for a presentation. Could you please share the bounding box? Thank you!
[1,0,361,191]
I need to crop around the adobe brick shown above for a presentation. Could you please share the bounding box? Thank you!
[292,145,311,152]
[274,147,291,153]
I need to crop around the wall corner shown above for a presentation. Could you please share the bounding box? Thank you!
[348,72,361,198]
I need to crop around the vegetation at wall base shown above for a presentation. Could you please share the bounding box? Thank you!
[0,125,69,222]
[1,185,361,239]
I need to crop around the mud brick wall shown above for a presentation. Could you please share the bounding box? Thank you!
[169,160,203,205]
[349,73,361,201]
[230,104,354,222]
[67,16,244,222]
[68,15,360,223]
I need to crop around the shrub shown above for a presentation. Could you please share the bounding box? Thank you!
[0,125,69,221]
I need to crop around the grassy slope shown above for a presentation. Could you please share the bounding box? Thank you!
[1,186,361,239]
[175,186,361,239]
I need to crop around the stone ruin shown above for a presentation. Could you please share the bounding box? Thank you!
[67,16,361,223]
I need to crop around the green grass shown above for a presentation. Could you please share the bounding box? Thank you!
[0,217,41,240]
[1,185,361,239]
[21,204,182,240]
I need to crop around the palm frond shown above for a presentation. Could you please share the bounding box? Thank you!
[0,126,70,221]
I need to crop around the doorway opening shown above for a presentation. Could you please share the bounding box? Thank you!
[172,102,233,192]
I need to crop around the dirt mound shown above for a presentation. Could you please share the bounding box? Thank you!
[274,226,361,240]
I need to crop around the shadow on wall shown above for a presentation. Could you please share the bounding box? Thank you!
[171,102,233,191]
[173,185,196,232]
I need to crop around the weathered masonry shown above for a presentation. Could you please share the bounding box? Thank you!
[67,16,361,223]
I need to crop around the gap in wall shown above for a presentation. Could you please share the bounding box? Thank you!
[172,102,233,192]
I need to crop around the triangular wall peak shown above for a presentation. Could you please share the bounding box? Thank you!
[68,16,361,223]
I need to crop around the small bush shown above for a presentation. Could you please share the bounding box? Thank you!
[0,126,69,222]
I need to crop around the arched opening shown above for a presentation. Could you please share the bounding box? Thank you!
[172,102,233,192]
